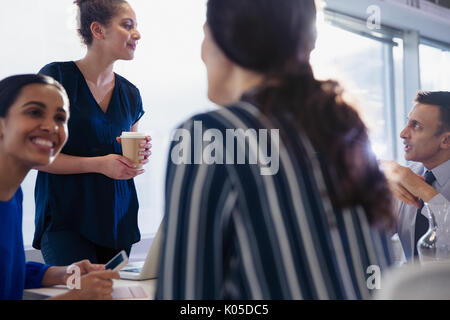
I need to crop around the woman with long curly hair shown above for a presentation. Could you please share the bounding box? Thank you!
[156,0,395,299]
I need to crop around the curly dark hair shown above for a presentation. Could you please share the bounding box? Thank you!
[207,0,395,229]
[74,0,128,46]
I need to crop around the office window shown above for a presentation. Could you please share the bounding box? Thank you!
[420,43,450,91]
[310,13,401,160]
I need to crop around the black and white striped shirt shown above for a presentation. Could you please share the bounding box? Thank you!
[156,101,393,300]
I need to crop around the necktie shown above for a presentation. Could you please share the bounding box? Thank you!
[414,170,436,256]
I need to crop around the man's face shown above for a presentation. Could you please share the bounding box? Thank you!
[400,103,446,168]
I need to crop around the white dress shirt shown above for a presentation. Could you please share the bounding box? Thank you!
[397,160,450,261]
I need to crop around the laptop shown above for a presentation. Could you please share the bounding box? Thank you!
[119,222,163,280]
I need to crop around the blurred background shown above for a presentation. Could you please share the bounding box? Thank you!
[0,0,448,254]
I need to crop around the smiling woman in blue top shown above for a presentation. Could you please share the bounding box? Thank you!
[0,74,119,300]
[33,0,152,265]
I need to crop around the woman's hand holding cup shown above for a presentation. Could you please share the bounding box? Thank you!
[138,136,152,165]
[99,154,145,180]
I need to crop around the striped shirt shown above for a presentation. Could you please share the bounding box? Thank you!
[156,101,393,300]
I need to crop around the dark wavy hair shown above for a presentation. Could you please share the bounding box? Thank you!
[74,0,128,46]
[0,74,68,118]
[207,0,395,229]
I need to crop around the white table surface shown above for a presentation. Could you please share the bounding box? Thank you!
[24,278,157,300]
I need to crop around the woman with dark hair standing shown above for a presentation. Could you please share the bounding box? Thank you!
[0,74,118,300]
[33,0,152,265]
[156,0,395,299]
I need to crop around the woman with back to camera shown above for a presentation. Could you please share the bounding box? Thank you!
[156,0,396,299]
[0,74,119,300]
[33,0,152,265]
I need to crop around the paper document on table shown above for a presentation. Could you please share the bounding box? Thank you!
[112,286,148,299]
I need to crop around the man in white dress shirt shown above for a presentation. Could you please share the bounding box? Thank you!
[382,91,450,261]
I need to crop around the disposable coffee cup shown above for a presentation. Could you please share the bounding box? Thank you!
[120,132,147,169]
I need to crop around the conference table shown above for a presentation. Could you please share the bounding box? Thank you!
[24,278,157,300]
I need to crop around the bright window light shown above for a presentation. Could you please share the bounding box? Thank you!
[311,12,395,160]
[419,44,450,91]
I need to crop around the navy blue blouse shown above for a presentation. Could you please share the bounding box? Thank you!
[1,188,51,300]
[33,61,144,250]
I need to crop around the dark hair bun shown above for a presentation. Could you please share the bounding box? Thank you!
[74,0,126,46]
[207,0,316,73]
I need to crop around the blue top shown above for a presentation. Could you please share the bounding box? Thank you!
[33,61,145,250]
[1,188,51,300]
